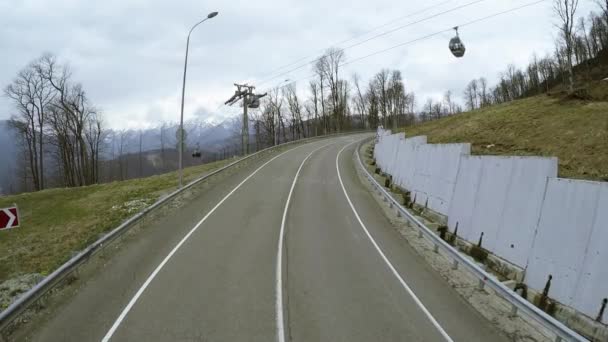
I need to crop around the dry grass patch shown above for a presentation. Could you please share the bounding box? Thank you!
[0,159,231,286]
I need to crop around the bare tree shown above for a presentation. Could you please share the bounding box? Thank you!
[538,55,555,93]
[117,130,128,180]
[527,54,541,94]
[443,91,454,115]
[283,83,305,140]
[4,57,55,190]
[267,87,285,144]
[84,113,103,183]
[5,53,103,190]
[554,0,579,93]
[463,79,478,110]
[352,73,367,129]
[317,48,346,132]
[406,92,416,115]
[159,122,168,171]
[313,57,328,134]
[386,70,407,129]
[138,130,143,177]
[594,0,608,23]
[308,81,320,136]
[478,77,489,107]
[375,69,390,127]
[40,55,102,186]
[577,17,593,75]
[431,102,444,120]
[365,79,380,128]
[589,13,607,55]
[254,97,275,146]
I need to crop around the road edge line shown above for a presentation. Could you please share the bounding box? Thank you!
[335,140,454,342]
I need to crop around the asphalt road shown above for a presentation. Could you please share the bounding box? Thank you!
[23,135,508,342]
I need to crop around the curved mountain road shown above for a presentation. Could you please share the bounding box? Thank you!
[23,135,508,341]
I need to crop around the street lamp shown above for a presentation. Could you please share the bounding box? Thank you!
[178,11,219,188]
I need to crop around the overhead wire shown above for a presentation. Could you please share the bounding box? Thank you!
[256,0,488,86]
[340,0,484,51]
[266,0,548,89]
[255,0,456,77]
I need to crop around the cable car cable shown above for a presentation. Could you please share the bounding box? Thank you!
[340,0,484,51]
[255,0,456,78]
[268,0,547,88]
[257,0,488,86]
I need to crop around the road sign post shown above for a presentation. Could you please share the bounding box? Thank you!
[0,205,20,230]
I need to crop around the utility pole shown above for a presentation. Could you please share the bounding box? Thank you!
[242,85,250,154]
[225,83,266,155]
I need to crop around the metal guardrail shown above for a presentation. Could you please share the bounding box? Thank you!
[0,131,369,334]
[355,139,588,342]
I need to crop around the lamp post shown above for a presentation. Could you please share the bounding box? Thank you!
[178,11,219,188]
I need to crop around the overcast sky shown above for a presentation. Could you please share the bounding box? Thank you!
[0,0,598,129]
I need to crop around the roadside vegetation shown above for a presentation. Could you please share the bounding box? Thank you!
[0,159,230,287]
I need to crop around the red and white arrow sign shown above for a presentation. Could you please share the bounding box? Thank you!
[0,206,20,230]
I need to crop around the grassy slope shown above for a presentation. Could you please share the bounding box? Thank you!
[403,95,608,181]
[0,159,231,285]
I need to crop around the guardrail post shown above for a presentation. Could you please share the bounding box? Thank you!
[433,244,439,253]
[509,303,518,318]
[478,278,485,290]
[389,202,393,209]
[554,336,562,342]
[597,298,607,322]
[451,259,458,270]
[417,230,423,239]
[396,209,401,218]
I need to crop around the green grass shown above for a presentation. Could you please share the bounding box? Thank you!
[0,159,231,284]
[402,95,608,181]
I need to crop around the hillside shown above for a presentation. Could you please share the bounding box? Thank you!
[402,95,608,181]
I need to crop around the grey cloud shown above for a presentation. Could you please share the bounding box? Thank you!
[0,0,600,129]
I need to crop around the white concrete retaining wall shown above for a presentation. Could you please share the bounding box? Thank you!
[374,129,394,171]
[411,143,470,215]
[448,155,558,268]
[385,133,405,177]
[526,178,608,323]
[372,128,607,322]
[393,136,427,190]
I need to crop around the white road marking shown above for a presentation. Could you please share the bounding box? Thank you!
[275,141,335,342]
[102,142,315,342]
[335,141,454,342]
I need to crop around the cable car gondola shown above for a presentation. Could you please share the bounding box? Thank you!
[192,143,202,158]
[449,27,466,58]
[247,96,260,109]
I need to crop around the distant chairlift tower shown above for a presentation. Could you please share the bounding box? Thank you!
[225,83,267,155]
